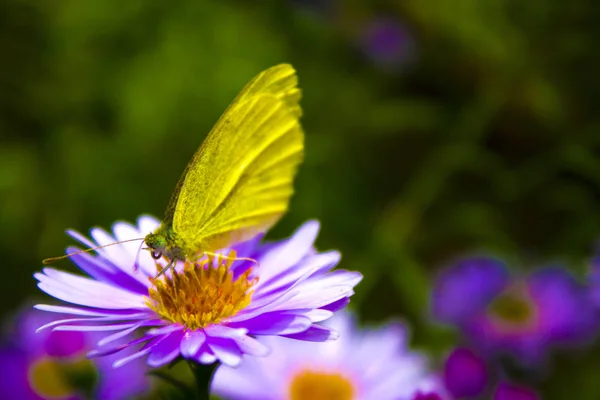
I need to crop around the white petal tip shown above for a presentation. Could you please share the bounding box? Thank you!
[326,329,340,340]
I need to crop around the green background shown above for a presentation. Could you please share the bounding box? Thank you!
[2,0,600,398]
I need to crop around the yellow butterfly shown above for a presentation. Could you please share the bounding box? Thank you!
[144,64,304,273]
[44,64,304,275]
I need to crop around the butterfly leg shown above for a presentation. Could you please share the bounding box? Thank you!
[154,258,175,278]
[202,250,260,268]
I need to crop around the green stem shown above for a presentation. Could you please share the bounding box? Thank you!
[147,370,194,397]
[187,360,219,400]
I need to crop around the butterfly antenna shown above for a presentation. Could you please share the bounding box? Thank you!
[42,238,146,265]
[133,241,146,273]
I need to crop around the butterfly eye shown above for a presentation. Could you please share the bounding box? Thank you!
[151,250,162,260]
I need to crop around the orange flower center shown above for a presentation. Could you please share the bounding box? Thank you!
[146,253,257,330]
[289,369,355,400]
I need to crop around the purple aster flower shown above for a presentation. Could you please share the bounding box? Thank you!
[211,311,447,400]
[360,17,415,69]
[432,257,597,364]
[0,307,150,399]
[34,216,362,368]
[441,346,542,400]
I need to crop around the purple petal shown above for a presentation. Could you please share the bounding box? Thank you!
[35,269,146,309]
[54,323,140,332]
[271,270,362,310]
[256,221,320,283]
[85,222,159,279]
[234,281,304,320]
[204,325,248,338]
[444,347,488,398]
[112,222,146,254]
[147,330,184,367]
[207,337,243,367]
[238,263,355,319]
[197,344,217,364]
[241,269,361,321]
[67,229,97,249]
[256,251,340,296]
[180,330,206,358]
[302,309,334,322]
[321,297,350,312]
[228,312,313,335]
[37,316,146,332]
[97,321,150,346]
[40,267,143,301]
[432,257,509,325]
[229,235,264,279]
[89,336,150,358]
[147,324,183,336]
[89,227,132,261]
[232,335,270,357]
[528,267,597,344]
[34,304,144,317]
[283,324,338,341]
[232,234,263,259]
[113,348,152,368]
[67,249,149,295]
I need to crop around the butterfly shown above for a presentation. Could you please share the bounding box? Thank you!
[44,64,304,277]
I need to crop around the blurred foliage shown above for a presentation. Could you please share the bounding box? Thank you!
[2,0,600,398]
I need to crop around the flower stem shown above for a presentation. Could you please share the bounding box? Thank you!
[187,360,219,400]
[147,370,194,397]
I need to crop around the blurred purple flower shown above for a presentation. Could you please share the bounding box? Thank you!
[0,307,150,400]
[441,346,541,400]
[443,347,489,398]
[432,257,597,364]
[360,17,415,69]
[212,311,447,400]
[493,382,539,400]
[34,217,362,368]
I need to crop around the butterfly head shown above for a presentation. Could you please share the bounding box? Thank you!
[144,232,186,262]
[144,232,169,260]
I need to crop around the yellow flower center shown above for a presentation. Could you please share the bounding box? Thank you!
[146,254,257,330]
[487,284,538,331]
[28,357,95,399]
[288,369,355,400]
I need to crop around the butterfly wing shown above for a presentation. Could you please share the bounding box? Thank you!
[230,63,302,118]
[169,64,304,252]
